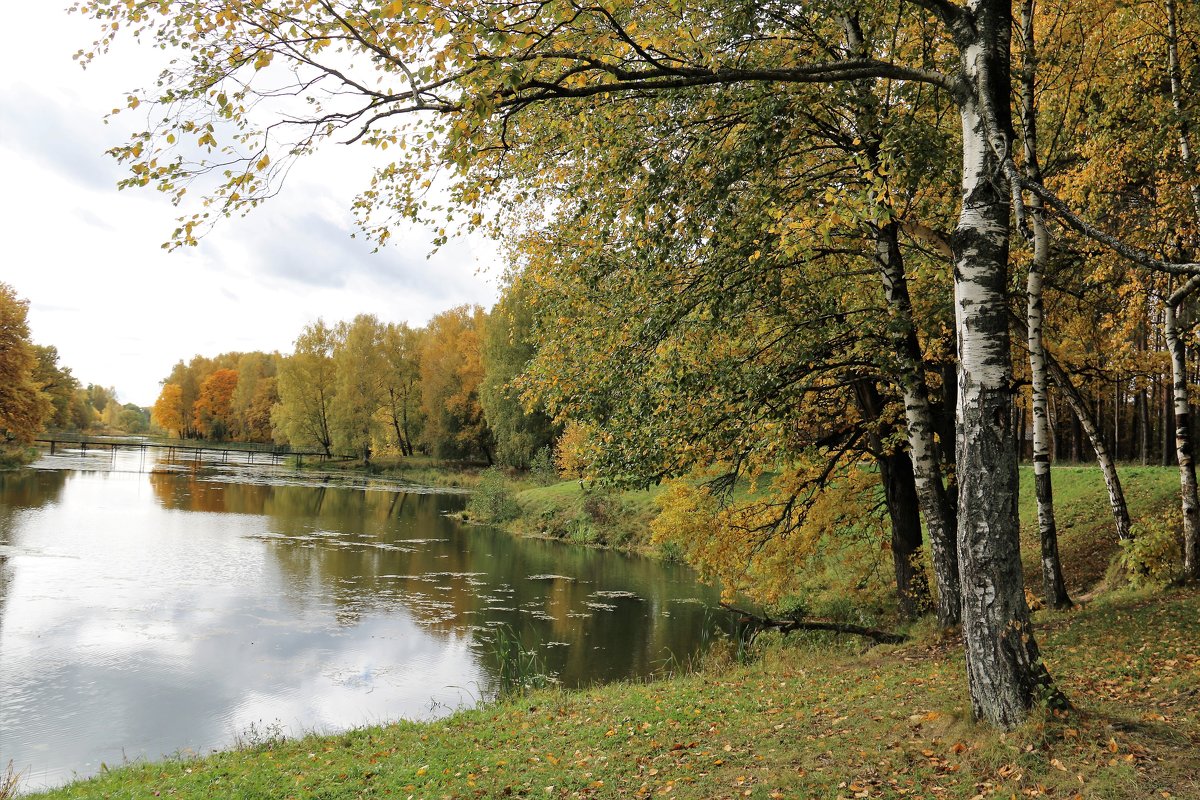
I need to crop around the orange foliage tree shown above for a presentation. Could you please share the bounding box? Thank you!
[192,368,240,440]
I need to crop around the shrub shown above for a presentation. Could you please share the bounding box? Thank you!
[466,467,520,523]
[1118,513,1182,588]
[529,446,557,485]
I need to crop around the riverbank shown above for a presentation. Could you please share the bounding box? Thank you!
[512,465,1185,590]
[293,454,492,489]
[299,459,1188,589]
[27,584,1200,799]
[0,445,37,470]
[504,480,667,556]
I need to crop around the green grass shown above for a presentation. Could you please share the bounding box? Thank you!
[1017,466,1182,592]
[509,480,665,552]
[30,586,1200,799]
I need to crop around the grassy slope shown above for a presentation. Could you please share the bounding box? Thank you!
[508,481,665,552]
[1017,466,1181,591]
[28,466,1200,799]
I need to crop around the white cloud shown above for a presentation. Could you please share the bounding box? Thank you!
[0,6,500,406]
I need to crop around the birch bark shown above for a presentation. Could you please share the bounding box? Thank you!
[1166,0,1200,580]
[1166,277,1200,579]
[874,224,962,625]
[1018,0,1071,609]
[951,0,1060,727]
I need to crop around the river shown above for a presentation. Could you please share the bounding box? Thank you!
[0,448,728,790]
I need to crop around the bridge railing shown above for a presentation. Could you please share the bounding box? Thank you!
[36,431,336,458]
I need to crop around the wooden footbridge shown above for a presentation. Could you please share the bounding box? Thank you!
[35,434,342,466]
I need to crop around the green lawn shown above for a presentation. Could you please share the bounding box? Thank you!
[1017,466,1182,592]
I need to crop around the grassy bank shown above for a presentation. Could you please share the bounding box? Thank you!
[495,465,1186,591]
[29,585,1200,799]
[1017,466,1182,592]
[0,445,38,470]
[506,481,667,555]
[294,455,492,490]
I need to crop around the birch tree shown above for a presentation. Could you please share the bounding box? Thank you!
[1017,0,1069,609]
[274,320,338,456]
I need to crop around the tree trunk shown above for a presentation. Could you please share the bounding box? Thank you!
[854,380,935,620]
[1166,284,1200,580]
[951,1,1060,727]
[878,447,935,620]
[875,224,961,626]
[1019,0,1071,609]
[840,13,960,625]
[1166,0,1200,580]
[1037,347,1134,541]
[1140,384,1150,466]
[389,390,408,456]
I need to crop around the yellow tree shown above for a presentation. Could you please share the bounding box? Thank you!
[0,283,51,447]
[32,345,80,430]
[380,322,424,457]
[273,320,337,455]
[420,305,492,462]
[151,383,186,437]
[331,315,387,464]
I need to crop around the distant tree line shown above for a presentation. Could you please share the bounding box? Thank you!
[1,282,149,454]
[150,298,556,466]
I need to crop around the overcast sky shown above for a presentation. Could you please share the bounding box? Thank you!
[0,6,500,406]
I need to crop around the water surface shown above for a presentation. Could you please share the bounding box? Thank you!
[0,449,727,789]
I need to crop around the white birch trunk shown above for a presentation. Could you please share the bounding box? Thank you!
[1019,0,1071,609]
[875,226,962,626]
[1166,285,1200,579]
[952,1,1059,727]
[1166,0,1200,580]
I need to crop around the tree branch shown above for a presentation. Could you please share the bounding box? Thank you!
[1021,178,1200,277]
[721,603,908,645]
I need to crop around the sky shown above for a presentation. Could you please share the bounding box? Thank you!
[0,6,501,407]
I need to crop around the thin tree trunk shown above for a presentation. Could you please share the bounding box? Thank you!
[1030,341,1135,541]
[1114,379,1120,463]
[1166,277,1200,579]
[388,389,408,456]
[1019,0,1071,608]
[875,224,961,626]
[1140,384,1150,466]
[1164,376,1175,466]
[1166,0,1200,579]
